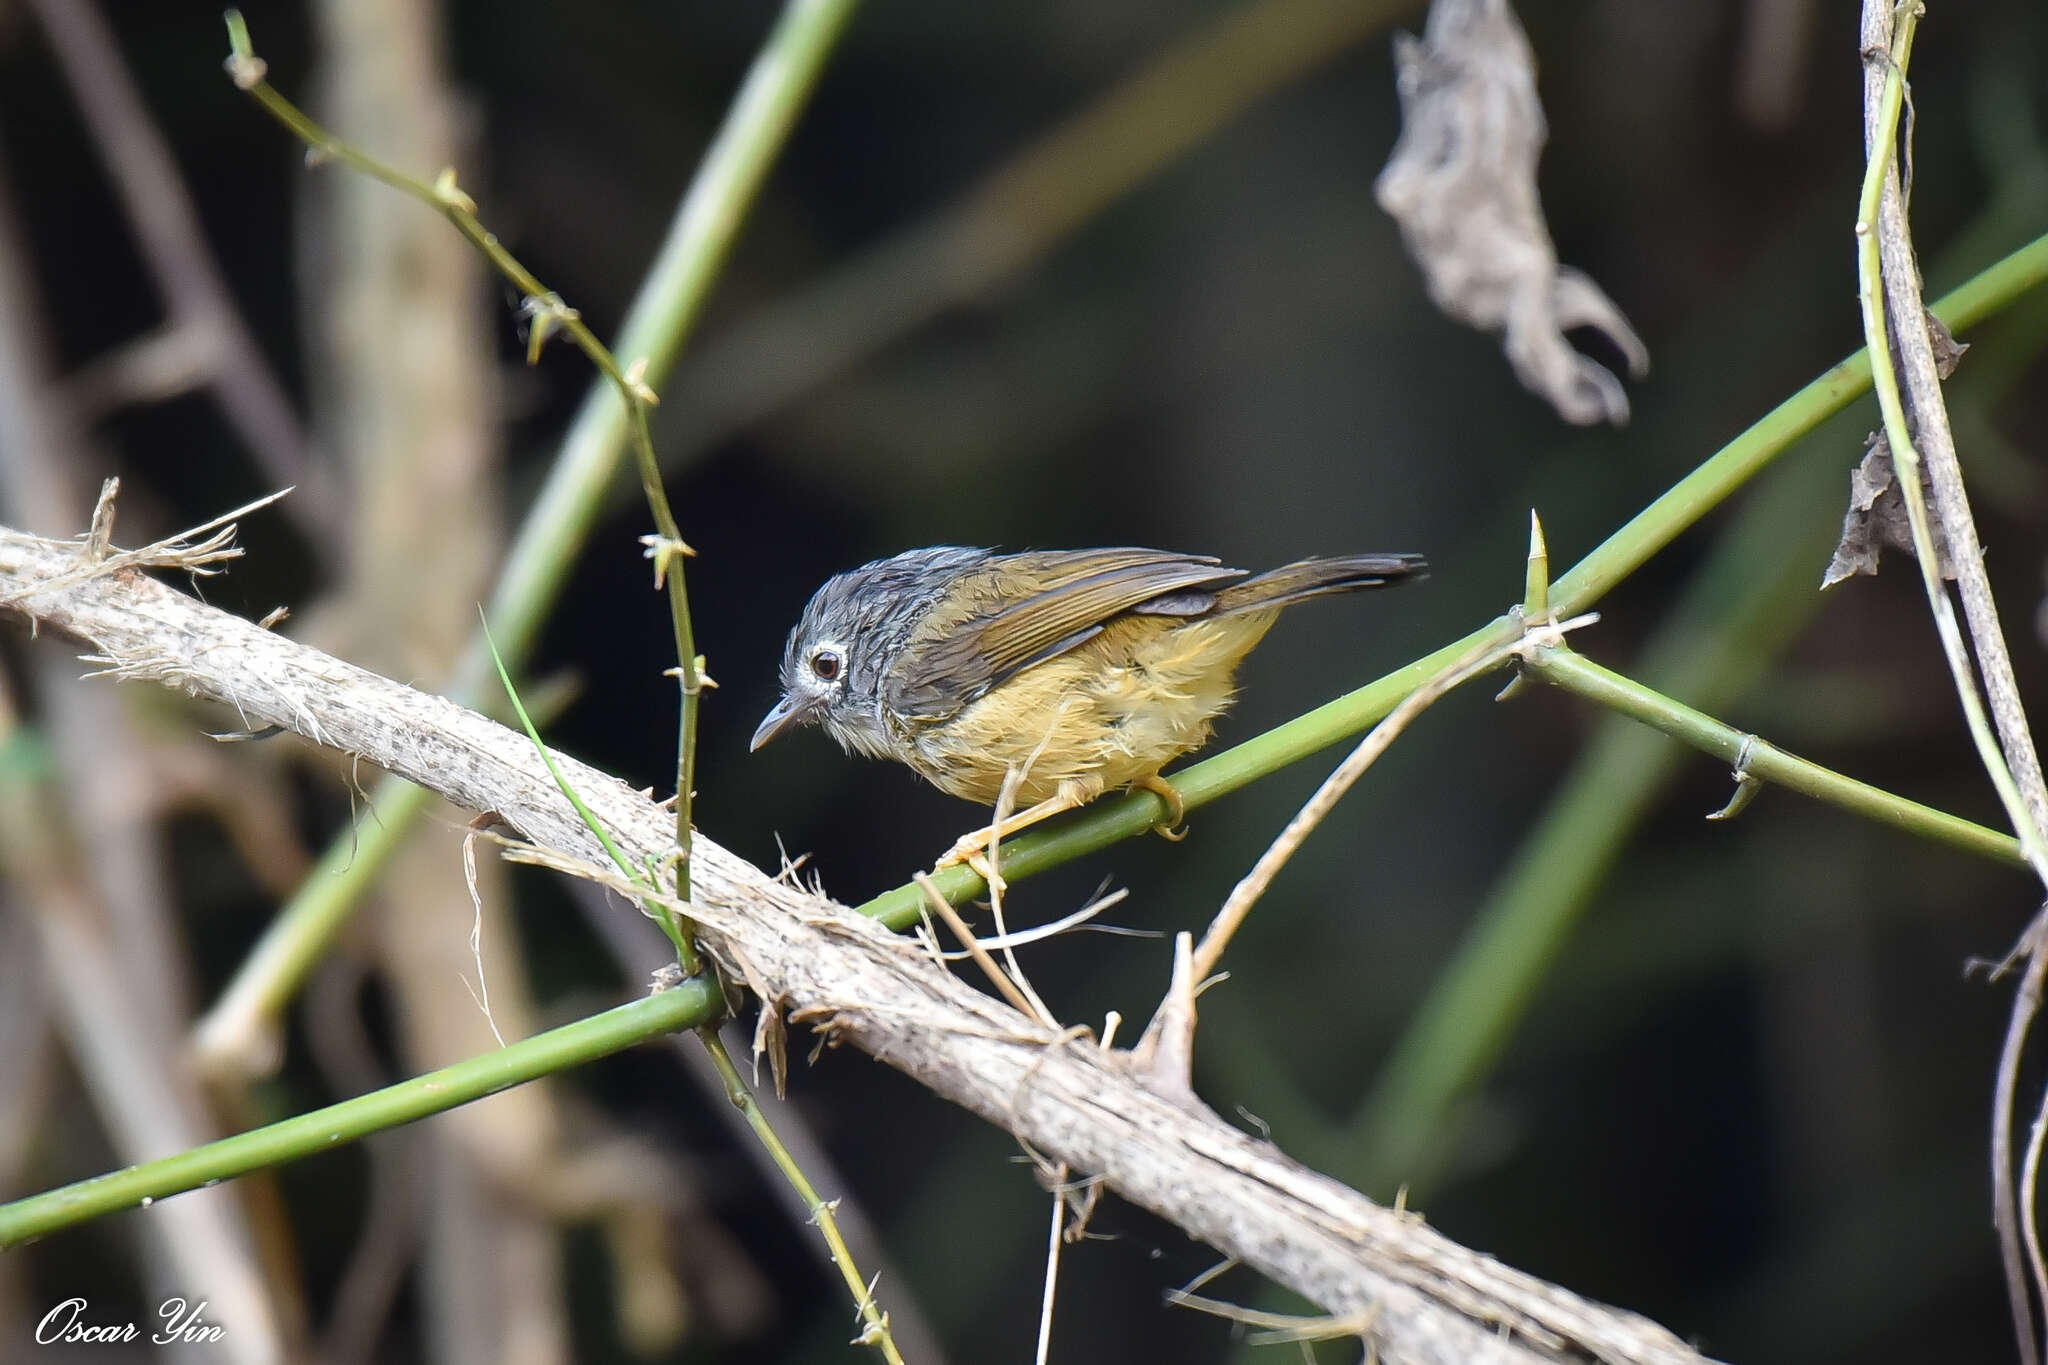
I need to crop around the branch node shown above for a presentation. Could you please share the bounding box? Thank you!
[431,166,477,215]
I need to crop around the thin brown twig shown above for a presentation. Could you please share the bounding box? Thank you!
[927,886,1132,960]
[913,873,1049,1026]
[1186,610,1592,984]
[1164,1288,1379,1347]
[985,748,1060,1026]
[2026,1073,2048,1364]
[1996,933,2048,1365]
[1035,1166,1068,1365]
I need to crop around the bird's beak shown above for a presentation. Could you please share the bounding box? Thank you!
[750,694,816,752]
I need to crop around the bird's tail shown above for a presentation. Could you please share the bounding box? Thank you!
[1211,553,1427,615]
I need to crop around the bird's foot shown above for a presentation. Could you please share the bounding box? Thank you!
[1134,773,1188,841]
[935,833,1009,895]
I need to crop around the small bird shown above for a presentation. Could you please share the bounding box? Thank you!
[751,546,1426,882]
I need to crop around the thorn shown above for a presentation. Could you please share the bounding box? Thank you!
[1130,932,1200,1106]
[1523,509,1550,621]
[624,357,660,407]
[86,479,119,562]
[525,313,555,365]
[639,534,695,589]
[432,167,477,215]
[1099,1010,1122,1052]
[1706,735,1763,821]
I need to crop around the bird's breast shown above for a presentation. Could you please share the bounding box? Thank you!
[894,612,1275,805]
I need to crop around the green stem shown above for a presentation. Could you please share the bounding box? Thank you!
[1343,226,2048,1203]
[1342,415,1881,1198]
[230,7,725,956]
[697,1028,906,1362]
[855,228,2048,932]
[196,0,860,1058]
[1528,649,2021,867]
[468,0,862,679]
[2,981,719,1249]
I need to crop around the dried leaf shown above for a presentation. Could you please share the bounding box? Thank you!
[1927,309,1969,378]
[1822,308,1964,587]
[1376,0,1648,426]
[1823,433,1955,587]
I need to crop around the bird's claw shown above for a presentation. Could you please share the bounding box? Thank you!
[1134,773,1187,842]
[935,836,1009,895]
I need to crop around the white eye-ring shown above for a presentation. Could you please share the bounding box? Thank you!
[809,645,845,683]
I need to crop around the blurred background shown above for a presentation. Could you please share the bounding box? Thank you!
[2,1,2048,1361]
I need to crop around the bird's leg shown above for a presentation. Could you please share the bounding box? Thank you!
[1133,772,1187,841]
[936,786,1092,893]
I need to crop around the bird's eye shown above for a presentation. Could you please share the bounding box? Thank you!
[810,648,843,682]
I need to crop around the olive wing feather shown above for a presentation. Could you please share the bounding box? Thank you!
[883,548,1247,720]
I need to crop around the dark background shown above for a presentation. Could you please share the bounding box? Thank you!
[5,1,2048,1362]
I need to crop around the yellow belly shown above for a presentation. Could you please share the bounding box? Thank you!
[901,611,1276,806]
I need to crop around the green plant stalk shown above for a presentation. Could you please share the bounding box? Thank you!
[229,6,721,947]
[230,6,914,1317]
[470,0,861,678]
[697,1028,905,1363]
[634,405,706,906]
[1340,416,1874,1198]
[485,623,700,971]
[1,981,719,1249]
[15,278,2046,1248]
[1528,649,2021,866]
[856,229,2048,931]
[196,0,860,1059]
[1348,358,2048,1219]
[1337,236,2048,1212]
[1854,7,2048,881]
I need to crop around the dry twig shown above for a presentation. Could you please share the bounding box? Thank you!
[1857,8,2048,1359]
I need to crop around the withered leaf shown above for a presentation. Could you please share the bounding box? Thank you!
[1376,0,1649,426]
[1822,432,1955,587]
[1822,307,1965,587]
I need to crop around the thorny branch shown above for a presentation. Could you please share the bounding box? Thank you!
[0,506,1713,1365]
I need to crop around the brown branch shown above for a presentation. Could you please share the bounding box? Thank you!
[0,516,1714,1365]
[1858,5,2048,847]
[1859,9,2048,1362]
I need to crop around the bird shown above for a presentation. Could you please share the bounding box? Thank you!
[751,545,1426,885]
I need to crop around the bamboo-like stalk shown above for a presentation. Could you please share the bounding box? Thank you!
[192,0,862,1071]
[1524,649,2021,866]
[853,227,2048,930]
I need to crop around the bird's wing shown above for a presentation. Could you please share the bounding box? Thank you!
[884,547,1246,720]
